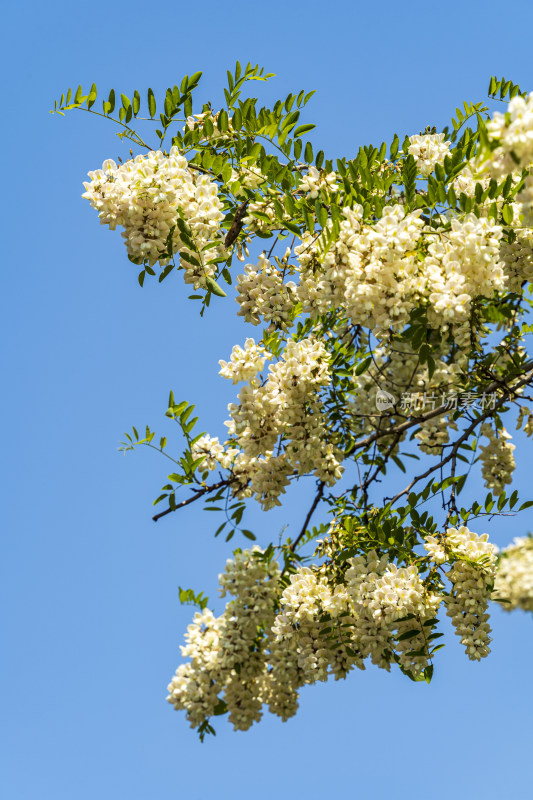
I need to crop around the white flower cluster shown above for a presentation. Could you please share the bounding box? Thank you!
[266,556,440,712]
[218,338,272,383]
[235,253,297,330]
[191,434,238,472]
[408,133,451,177]
[348,336,460,457]
[452,163,490,198]
[346,552,441,678]
[296,204,506,334]
[225,337,343,507]
[493,536,533,613]
[296,204,425,332]
[243,199,282,233]
[516,406,533,437]
[82,148,225,288]
[230,165,265,193]
[479,424,516,494]
[426,526,498,661]
[298,166,339,198]
[486,92,533,175]
[424,214,506,324]
[168,527,510,734]
[485,93,533,229]
[166,548,280,731]
[500,232,533,291]
[194,338,342,509]
[185,110,234,141]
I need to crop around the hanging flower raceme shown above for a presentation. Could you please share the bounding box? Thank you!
[425,526,498,661]
[82,147,225,288]
[493,536,533,612]
[408,133,451,177]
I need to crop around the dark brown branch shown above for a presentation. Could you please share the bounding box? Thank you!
[385,368,533,506]
[152,480,229,522]
[289,482,325,553]
[348,364,533,457]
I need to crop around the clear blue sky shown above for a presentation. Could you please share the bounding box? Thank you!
[3,1,533,798]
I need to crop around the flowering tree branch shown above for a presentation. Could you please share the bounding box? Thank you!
[55,66,533,739]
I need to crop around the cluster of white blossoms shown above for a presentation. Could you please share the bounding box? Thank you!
[230,164,265,193]
[235,253,297,330]
[192,337,342,509]
[218,338,272,383]
[296,204,425,332]
[296,204,506,335]
[484,92,533,231]
[425,526,498,660]
[82,147,225,288]
[167,548,280,732]
[516,405,533,437]
[493,536,533,612]
[298,166,339,198]
[452,162,491,198]
[500,229,533,291]
[269,567,353,715]
[191,434,238,472]
[242,198,286,234]
[408,133,451,177]
[168,520,525,734]
[478,423,516,494]
[424,213,506,324]
[224,337,343,507]
[185,110,234,142]
[345,552,441,678]
[486,92,533,176]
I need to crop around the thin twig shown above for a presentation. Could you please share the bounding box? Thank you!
[289,482,325,553]
[152,480,229,522]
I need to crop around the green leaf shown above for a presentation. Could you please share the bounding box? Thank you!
[390,133,400,160]
[396,628,421,642]
[107,88,116,114]
[502,204,513,225]
[206,277,227,297]
[218,108,229,131]
[294,123,316,137]
[355,356,372,375]
[86,83,97,110]
[402,154,417,206]
[147,88,156,118]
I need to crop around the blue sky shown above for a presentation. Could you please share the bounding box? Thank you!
[3,1,533,798]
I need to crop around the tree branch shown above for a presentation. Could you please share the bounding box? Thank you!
[152,480,229,522]
[289,482,325,553]
[385,368,533,506]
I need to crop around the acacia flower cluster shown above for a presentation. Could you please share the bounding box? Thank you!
[425,526,498,660]
[166,548,280,731]
[218,337,272,383]
[169,535,506,734]
[408,133,451,177]
[493,536,533,612]
[82,147,225,288]
[235,253,297,330]
[478,423,516,494]
[295,204,506,334]
[298,166,339,198]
